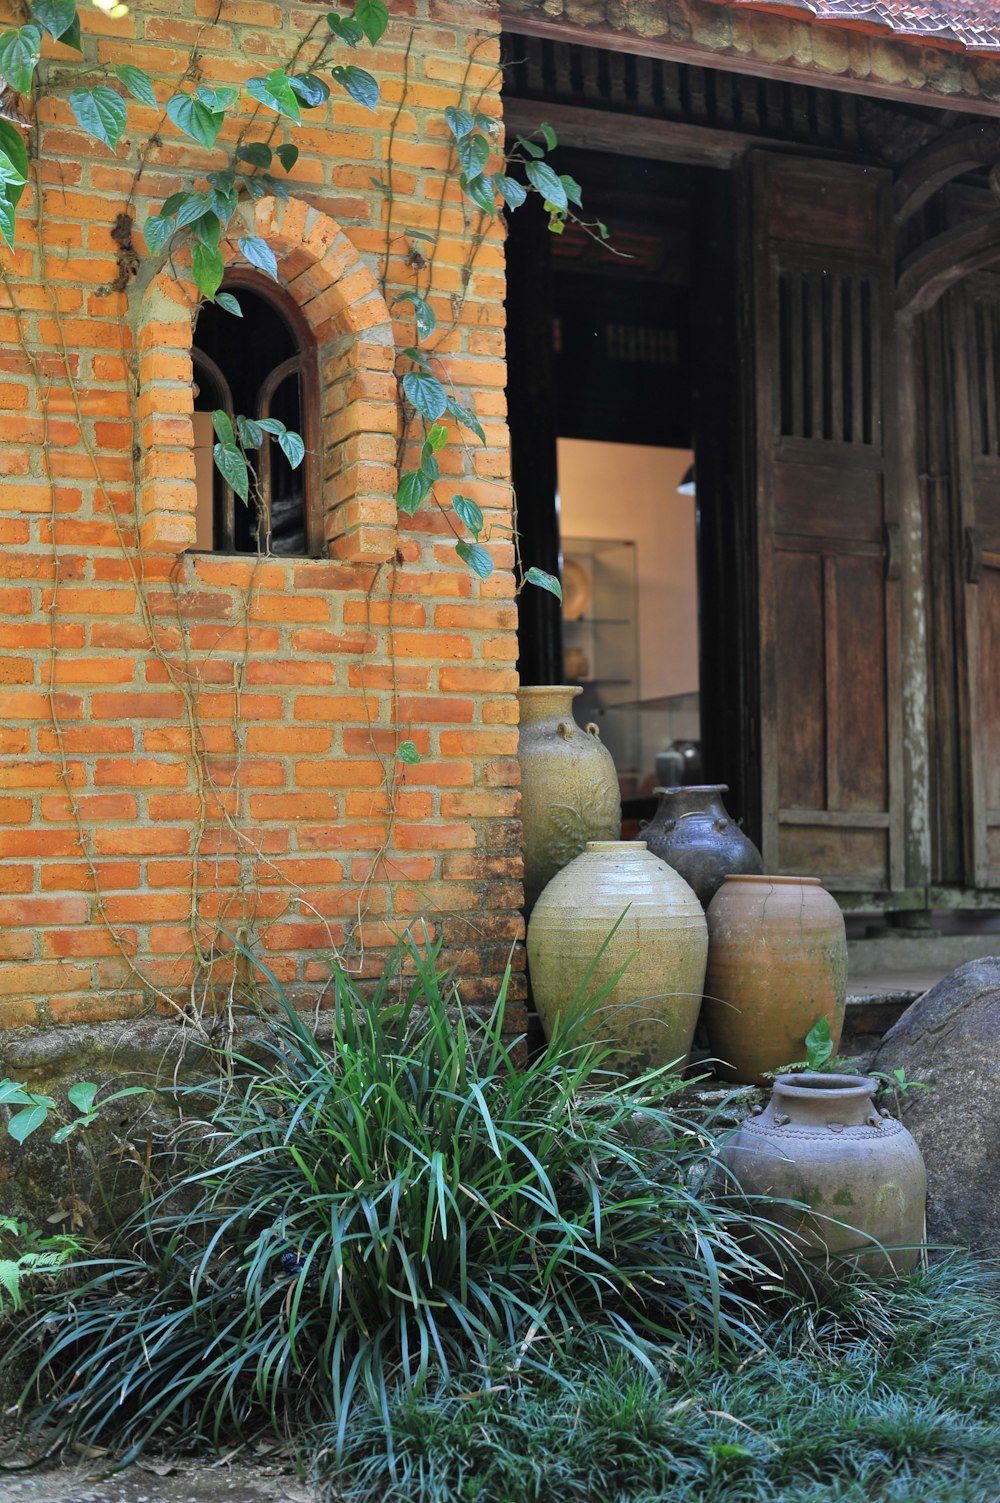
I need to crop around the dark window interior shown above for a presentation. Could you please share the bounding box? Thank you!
[193,285,310,555]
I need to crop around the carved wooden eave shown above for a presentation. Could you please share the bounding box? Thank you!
[500,0,1000,114]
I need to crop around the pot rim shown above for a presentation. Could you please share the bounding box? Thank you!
[585,840,648,853]
[772,1072,877,1099]
[517,684,583,699]
[722,874,822,886]
[654,784,729,796]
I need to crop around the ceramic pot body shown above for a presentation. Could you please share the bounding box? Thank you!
[702,875,848,1084]
[526,841,708,1073]
[517,686,621,914]
[721,1073,927,1277]
[641,784,763,908]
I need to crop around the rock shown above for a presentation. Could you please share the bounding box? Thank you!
[869,956,1000,1252]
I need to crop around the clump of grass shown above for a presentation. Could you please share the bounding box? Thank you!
[11,927,800,1469]
[332,1253,1000,1503]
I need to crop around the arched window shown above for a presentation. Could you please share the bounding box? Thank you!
[191,276,320,556]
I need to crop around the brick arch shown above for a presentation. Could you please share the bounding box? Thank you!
[137,197,398,563]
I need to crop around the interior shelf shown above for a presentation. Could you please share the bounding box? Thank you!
[561,535,640,774]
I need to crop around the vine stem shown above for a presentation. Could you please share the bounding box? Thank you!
[379,29,413,298]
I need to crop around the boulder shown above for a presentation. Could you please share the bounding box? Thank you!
[869,956,1000,1252]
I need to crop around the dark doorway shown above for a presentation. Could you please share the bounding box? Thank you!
[505,144,755,836]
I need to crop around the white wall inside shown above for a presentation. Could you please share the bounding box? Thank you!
[556,438,698,703]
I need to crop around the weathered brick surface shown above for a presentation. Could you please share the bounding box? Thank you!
[0,0,525,1027]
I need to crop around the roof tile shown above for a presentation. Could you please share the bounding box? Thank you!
[724,0,1000,52]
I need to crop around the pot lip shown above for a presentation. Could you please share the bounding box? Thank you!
[723,874,822,887]
[517,684,583,700]
[772,1072,876,1098]
[585,840,647,853]
[653,784,729,796]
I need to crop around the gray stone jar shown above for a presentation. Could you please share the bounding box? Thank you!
[720,1072,927,1278]
[640,784,762,908]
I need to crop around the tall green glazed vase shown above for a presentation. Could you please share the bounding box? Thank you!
[517,685,621,915]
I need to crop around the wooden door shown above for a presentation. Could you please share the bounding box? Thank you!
[748,153,903,891]
[951,274,1000,888]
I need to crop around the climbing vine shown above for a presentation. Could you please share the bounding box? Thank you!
[0,0,604,1020]
[0,0,596,590]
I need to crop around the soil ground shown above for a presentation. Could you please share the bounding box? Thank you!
[0,1457,319,1502]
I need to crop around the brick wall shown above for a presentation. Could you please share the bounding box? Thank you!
[0,0,525,1029]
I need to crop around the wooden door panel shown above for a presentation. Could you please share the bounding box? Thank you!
[774,549,825,810]
[778,825,889,887]
[988,828,1000,872]
[766,170,880,250]
[751,152,902,890]
[951,274,1000,888]
[980,566,1000,813]
[966,475,1000,539]
[773,463,883,542]
[830,552,889,813]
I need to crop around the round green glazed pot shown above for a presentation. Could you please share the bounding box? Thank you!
[720,1072,927,1278]
[526,840,708,1073]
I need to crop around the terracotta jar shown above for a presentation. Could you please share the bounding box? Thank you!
[526,841,708,1073]
[720,1073,927,1277]
[517,685,621,915]
[641,784,763,908]
[702,874,848,1084]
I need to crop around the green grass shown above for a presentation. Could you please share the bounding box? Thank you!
[9,927,804,1471]
[9,928,999,1502]
[332,1254,1000,1503]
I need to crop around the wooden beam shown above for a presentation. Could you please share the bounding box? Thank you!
[894,122,1000,226]
[778,809,892,827]
[897,213,1000,315]
[502,10,1000,119]
[502,97,755,167]
[503,96,874,168]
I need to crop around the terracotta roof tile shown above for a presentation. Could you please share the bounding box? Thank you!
[724,0,1000,52]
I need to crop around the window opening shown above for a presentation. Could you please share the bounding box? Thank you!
[192,282,317,555]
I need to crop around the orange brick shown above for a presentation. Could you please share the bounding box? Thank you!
[292,695,382,722]
[396,695,474,724]
[93,760,189,788]
[244,661,336,686]
[293,759,384,788]
[245,727,332,754]
[38,727,134,753]
[249,793,340,820]
[0,961,91,997]
[297,824,387,851]
[0,1000,41,1028]
[48,993,148,1025]
[393,632,473,660]
[439,730,518,756]
[41,793,139,822]
[41,861,140,890]
[102,893,192,923]
[290,629,376,654]
[91,827,192,855]
[0,797,32,825]
[395,823,477,850]
[43,927,136,959]
[52,658,137,685]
